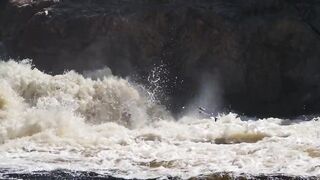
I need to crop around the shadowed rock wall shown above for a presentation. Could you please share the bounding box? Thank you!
[1,0,320,118]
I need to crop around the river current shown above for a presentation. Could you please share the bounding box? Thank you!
[0,60,319,179]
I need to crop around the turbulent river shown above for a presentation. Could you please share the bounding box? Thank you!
[0,60,319,179]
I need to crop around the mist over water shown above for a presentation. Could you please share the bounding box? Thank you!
[0,60,319,179]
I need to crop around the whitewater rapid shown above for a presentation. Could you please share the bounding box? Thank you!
[0,60,319,179]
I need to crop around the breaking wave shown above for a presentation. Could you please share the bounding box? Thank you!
[0,60,319,179]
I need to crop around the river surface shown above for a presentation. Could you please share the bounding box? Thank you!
[0,60,319,179]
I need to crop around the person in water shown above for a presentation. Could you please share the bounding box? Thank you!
[198,107,217,121]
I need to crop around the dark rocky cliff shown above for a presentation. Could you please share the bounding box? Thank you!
[1,0,320,118]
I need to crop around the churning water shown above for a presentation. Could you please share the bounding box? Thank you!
[0,60,319,179]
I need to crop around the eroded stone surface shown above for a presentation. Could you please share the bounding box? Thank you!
[1,0,320,117]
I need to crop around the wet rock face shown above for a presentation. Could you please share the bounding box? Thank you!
[1,0,320,118]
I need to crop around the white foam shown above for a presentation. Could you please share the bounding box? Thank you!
[0,60,319,178]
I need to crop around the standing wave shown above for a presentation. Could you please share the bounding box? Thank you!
[0,60,319,179]
[0,60,169,144]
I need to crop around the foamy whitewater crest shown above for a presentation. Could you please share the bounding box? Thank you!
[0,60,319,179]
[0,60,169,142]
